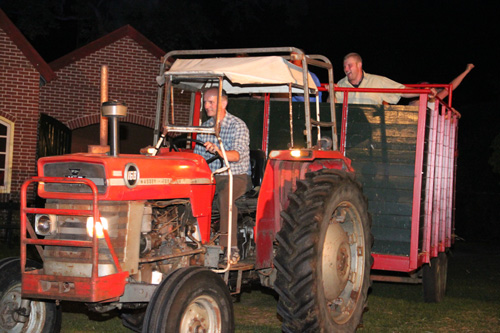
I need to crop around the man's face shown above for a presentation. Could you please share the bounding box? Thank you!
[343,57,363,84]
[203,90,227,118]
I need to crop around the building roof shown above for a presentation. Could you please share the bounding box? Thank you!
[0,9,56,82]
[50,25,165,71]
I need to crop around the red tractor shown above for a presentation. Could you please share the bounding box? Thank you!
[1,47,455,332]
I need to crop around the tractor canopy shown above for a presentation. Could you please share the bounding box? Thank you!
[164,56,318,94]
[154,47,337,150]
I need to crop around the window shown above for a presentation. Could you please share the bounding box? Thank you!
[0,117,14,193]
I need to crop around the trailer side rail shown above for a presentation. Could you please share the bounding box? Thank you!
[336,86,459,273]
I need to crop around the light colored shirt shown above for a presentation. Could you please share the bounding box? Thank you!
[335,72,405,105]
[194,112,251,175]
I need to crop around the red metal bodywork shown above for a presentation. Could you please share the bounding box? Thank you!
[20,150,215,302]
[254,149,353,269]
[262,93,271,154]
[21,177,129,302]
[37,150,215,241]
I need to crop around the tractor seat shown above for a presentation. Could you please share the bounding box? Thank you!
[235,149,266,211]
[249,149,266,189]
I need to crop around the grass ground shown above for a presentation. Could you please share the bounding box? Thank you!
[362,241,500,332]
[1,239,498,332]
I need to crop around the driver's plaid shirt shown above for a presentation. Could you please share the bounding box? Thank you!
[194,112,251,175]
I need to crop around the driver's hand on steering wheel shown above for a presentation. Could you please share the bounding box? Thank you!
[204,142,220,155]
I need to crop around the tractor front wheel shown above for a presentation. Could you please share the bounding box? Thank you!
[274,170,373,332]
[0,257,61,333]
[142,267,234,332]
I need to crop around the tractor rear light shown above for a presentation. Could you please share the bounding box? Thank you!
[35,214,57,236]
[86,217,109,238]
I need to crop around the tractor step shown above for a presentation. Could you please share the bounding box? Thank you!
[221,262,254,295]
[228,262,254,271]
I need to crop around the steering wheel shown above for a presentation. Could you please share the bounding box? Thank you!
[170,137,223,165]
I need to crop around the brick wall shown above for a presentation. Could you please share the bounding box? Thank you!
[1,28,193,202]
[40,37,191,131]
[170,89,192,126]
[0,28,40,202]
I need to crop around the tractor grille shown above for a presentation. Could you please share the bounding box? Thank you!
[43,200,141,277]
[43,162,107,194]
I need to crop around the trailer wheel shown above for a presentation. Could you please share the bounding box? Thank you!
[0,257,61,333]
[274,170,373,332]
[423,252,448,303]
[142,267,234,332]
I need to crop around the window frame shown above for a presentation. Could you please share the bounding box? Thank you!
[0,116,14,193]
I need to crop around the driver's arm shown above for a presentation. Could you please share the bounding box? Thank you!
[203,142,240,162]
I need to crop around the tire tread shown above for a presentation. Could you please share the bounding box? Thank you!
[274,169,372,332]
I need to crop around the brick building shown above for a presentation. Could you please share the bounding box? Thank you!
[40,24,168,154]
[1,9,191,203]
[0,9,56,202]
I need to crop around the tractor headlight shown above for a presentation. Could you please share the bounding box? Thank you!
[290,149,312,158]
[35,214,57,236]
[140,146,158,156]
[86,217,109,238]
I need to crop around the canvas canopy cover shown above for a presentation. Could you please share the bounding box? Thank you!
[165,56,318,95]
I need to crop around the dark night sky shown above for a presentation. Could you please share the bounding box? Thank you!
[2,0,499,239]
[3,1,496,103]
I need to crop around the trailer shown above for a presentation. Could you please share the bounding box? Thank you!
[327,86,458,302]
[227,82,458,302]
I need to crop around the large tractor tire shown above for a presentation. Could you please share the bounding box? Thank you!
[274,169,373,332]
[423,251,448,303]
[0,257,61,333]
[142,266,234,332]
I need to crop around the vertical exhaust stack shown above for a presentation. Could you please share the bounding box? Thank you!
[100,65,109,147]
[89,65,112,154]
[101,101,127,157]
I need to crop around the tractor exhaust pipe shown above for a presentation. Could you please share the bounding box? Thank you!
[101,101,127,157]
[100,66,109,147]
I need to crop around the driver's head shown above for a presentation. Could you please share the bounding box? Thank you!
[203,87,228,118]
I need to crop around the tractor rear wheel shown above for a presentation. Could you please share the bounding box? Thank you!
[142,267,234,332]
[423,251,448,302]
[0,257,61,333]
[274,170,373,332]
